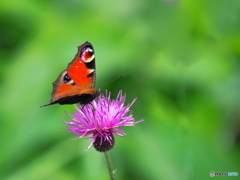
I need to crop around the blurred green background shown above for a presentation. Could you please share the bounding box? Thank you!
[1,0,240,179]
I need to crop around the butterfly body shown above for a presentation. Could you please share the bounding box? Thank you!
[41,42,99,107]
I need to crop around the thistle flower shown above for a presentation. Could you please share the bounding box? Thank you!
[63,90,144,152]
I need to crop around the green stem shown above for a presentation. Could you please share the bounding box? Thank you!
[104,151,115,180]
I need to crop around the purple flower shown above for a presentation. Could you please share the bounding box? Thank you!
[63,90,144,152]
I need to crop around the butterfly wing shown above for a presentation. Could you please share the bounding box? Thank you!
[41,42,99,107]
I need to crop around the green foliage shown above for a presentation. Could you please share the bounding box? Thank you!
[1,0,240,179]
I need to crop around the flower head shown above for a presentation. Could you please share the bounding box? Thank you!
[63,90,144,152]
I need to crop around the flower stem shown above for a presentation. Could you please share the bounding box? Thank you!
[104,151,115,180]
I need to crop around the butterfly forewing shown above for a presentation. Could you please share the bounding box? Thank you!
[68,42,96,88]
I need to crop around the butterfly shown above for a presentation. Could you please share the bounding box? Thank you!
[41,41,100,107]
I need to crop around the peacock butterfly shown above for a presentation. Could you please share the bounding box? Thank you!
[41,41,100,107]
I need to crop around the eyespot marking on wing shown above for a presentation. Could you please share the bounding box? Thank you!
[63,72,75,85]
[81,46,95,63]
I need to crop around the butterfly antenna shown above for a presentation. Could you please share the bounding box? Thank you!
[101,74,124,88]
[40,102,55,108]
[40,103,50,108]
